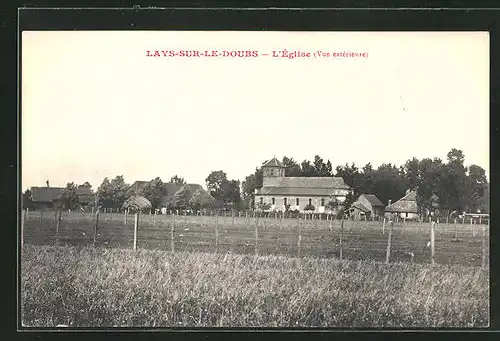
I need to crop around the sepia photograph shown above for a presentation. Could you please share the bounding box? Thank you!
[20,30,489,328]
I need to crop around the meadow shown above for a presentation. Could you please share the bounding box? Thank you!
[21,244,489,328]
[22,211,489,266]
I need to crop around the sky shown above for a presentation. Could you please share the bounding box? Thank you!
[22,31,489,190]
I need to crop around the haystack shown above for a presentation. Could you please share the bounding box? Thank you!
[122,195,152,213]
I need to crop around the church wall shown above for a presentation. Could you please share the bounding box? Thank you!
[256,194,347,213]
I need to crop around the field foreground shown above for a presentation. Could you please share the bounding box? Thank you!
[21,245,489,328]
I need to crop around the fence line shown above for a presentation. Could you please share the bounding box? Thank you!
[21,209,489,267]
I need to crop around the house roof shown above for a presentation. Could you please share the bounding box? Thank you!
[361,194,384,207]
[30,187,64,202]
[262,176,350,189]
[262,157,284,168]
[255,187,348,197]
[352,201,371,212]
[76,186,93,196]
[385,190,418,213]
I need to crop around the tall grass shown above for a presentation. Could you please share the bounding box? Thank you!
[21,245,489,328]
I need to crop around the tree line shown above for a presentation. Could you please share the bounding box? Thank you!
[23,148,488,216]
[241,149,489,215]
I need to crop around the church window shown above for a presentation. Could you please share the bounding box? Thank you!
[321,198,325,206]
[260,197,263,204]
[309,198,312,205]
[296,198,300,205]
[284,198,288,206]
[272,198,275,205]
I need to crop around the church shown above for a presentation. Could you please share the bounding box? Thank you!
[254,157,351,213]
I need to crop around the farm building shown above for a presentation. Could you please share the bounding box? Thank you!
[254,157,351,213]
[385,189,419,220]
[348,194,385,220]
[29,186,65,210]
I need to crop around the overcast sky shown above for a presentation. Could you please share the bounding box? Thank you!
[22,31,489,190]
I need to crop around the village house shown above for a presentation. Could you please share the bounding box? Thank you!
[348,194,385,220]
[29,182,95,210]
[385,189,419,220]
[29,186,66,210]
[254,157,351,213]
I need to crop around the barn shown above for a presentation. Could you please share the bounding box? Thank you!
[29,186,65,210]
[348,194,385,220]
[254,157,351,213]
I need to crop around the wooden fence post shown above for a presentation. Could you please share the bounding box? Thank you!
[454,219,458,240]
[232,209,235,226]
[21,209,25,248]
[430,221,435,265]
[171,213,175,253]
[153,210,156,227]
[255,215,259,257]
[339,218,344,260]
[215,212,219,253]
[298,217,302,259]
[382,217,386,235]
[482,225,487,268]
[133,213,138,250]
[55,210,62,246]
[68,209,72,223]
[93,209,99,247]
[124,210,128,225]
[386,221,393,263]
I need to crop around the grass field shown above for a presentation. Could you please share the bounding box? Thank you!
[20,245,489,328]
[23,211,489,266]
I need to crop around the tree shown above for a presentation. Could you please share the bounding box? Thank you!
[370,163,406,206]
[313,155,333,177]
[221,180,242,207]
[169,175,186,184]
[466,165,488,212]
[138,177,166,209]
[97,175,130,209]
[282,156,302,177]
[172,185,193,210]
[205,171,228,202]
[60,182,78,210]
[241,173,257,209]
[189,188,216,210]
[301,160,316,176]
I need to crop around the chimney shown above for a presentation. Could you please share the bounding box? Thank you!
[46,180,49,187]
[388,199,392,206]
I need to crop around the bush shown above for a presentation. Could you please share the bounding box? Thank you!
[304,204,315,212]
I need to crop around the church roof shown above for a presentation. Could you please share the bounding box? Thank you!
[262,176,349,189]
[256,176,350,196]
[262,157,284,168]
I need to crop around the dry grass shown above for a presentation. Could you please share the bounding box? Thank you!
[21,245,489,328]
